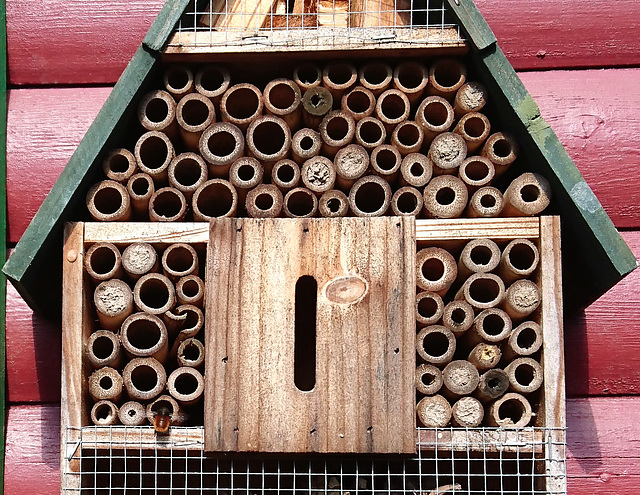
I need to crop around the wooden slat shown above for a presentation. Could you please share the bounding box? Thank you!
[204,217,416,453]
[84,222,209,245]
[6,398,640,494]
[416,218,539,241]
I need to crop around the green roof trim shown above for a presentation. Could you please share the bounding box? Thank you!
[3,0,636,315]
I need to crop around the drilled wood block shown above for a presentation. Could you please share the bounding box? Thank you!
[204,217,416,453]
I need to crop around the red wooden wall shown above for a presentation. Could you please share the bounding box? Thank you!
[4,0,640,492]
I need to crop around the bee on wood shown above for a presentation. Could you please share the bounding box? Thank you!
[153,406,172,434]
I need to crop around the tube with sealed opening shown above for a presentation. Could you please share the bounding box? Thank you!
[94,279,134,331]
[301,156,336,196]
[122,242,159,281]
[333,144,369,191]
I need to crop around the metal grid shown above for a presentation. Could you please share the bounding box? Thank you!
[167,0,465,49]
[62,426,566,494]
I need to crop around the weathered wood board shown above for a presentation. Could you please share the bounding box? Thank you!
[204,217,416,453]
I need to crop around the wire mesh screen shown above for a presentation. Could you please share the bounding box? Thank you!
[166,0,465,49]
[62,426,566,494]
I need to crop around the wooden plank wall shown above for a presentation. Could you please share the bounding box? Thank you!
[4,0,640,492]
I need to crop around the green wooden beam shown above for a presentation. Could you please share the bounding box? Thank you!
[143,0,191,51]
[444,0,496,50]
[0,0,7,487]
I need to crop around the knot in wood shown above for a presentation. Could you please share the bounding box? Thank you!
[324,275,368,305]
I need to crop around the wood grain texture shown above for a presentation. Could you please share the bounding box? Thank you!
[205,217,416,453]
[5,398,640,494]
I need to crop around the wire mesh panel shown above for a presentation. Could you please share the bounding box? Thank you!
[62,426,566,494]
[165,0,465,50]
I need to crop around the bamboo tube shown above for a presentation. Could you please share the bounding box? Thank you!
[86,330,122,369]
[442,360,480,399]
[441,300,474,336]
[416,96,454,143]
[416,325,456,367]
[137,90,178,138]
[375,89,410,133]
[393,62,428,104]
[354,117,386,152]
[134,131,175,183]
[88,366,123,402]
[195,66,231,104]
[503,279,541,320]
[504,357,543,394]
[481,132,519,175]
[458,156,494,191]
[176,93,216,151]
[468,343,502,371]
[503,173,553,217]
[146,394,184,428]
[416,247,457,295]
[416,394,451,427]
[428,132,467,175]
[358,62,392,96]
[451,397,484,427]
[371,145,401,183]
[86,180,132,222]
[293,63,322,91]
[301,86,333,129]
[503,321,543,362]
[391,121,424,156]
[292,128,322,165]
[322,62,357,101]
[415,364,443,395]
[118,401,147,426]
[465,308,512,347]
[466,186,504,218]
[84,242,123,283]
[416,291,444,327]
[428,58,467,100]
[148,187,187,222]
[391,186,423,217]
[169,304,204,358]
[458,238,501,279]
[246,184,284,218]
[475,368,509,403]
[422,175,469,219]
[102,148,137,183]
[499,239,540,284]
[272,159,301,192]
[177,338,205,369]
[319,110,355,158]
[264,78,302,131]
[454,81,488,117]
[94,279,134,331]
[91,400,119,426]
[192,179,238,220]
[454,112,491,154]
[133,273,176,315]
[348,175,392,217]
[318,190,349,218]
[301,156,336,196]
[283,187,318,218]
[333,144,368,191]
[199,122,245,178]
[120,312,169,364]
[341,86,376,121]
[486,392,533,427]
[164,65,194,101]
[428,484,463,495]
[176,275,205,308]
[161,243,199,281]
[167,153,208,202]
[400,153,433,188]
[228,157,263,208]
[246,115,292,172]
[122,242,159,281]
[220,83,263,131]
[456,273,506,311]
[167,367,205,406]
[123,357,167,402]
[162,310,188,339]
[127,173,154,219]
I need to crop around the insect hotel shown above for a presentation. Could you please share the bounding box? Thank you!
[2,0,636,494]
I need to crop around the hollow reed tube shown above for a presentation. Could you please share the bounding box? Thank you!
[302,86,333,129]
[391,186,423,217]
[371,145,402,183]
[415,364,443,396]
[400,153,433,188]
[416,247,457,295]
[453,112,491,154]
[457,238,501,280]
[94,279,134,331]
[91,400,119,426]
[465,308,513,347]
[283,187,318,218]
[416,96,454,143]
[120,312,169,364]
[482,132,519,175]
[271,159,300,192]
[195,66,230,104]
[102,148,137,183]
[169,304,205,358]
[293,63,321,91]
[319,110,355,158]
[118,401,147,426]
[122,242,159,281]
[199,122,245,178]
[393,62,428,104]
[416,325,456,367]
[176,93,216,151]
[264,78,302,131]
[168,153,208,201]
[192,179,238,220]
[176,275,205,308]
[245,184,284,218]
[428,59,467,100]
[86,180,132,222]
[167,367,205,406]
[486,392,533,427]
[162,243,199,282]
[502,172,552,217]
[375,89,410,133]
[123,357,167,402]
[134,131,175,183]
[502,321,543,362]
[359,62,393,96]
[292,128,322,165]
[127,173,154,220]
[475,368,509,403]
[163,65,194,101]
[455,273,506,311]
[466,186,504,218]
[348,175,392,217]
[322,62,357,101]
[220,83,263,132]
[246,115,292,172]
[355,117,386,152]
[422,175,469,219]
[318,190,349,218]
[415,291,444,327]
[458,156,495,191]
[88,366,123,402]
[499,239,540,284]
[84,242,123,283]
[341,86,376,121]
[86,330,122,369]
[391,121,424,156]
[149,187,187,222]
[177,338,205,369]
[137,90,178,139]
[441,300,475,336]
[133,273,176,315]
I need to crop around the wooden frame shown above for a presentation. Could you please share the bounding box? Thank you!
[61,217,565,492]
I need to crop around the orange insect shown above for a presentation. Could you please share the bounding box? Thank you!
[152,405,172,434]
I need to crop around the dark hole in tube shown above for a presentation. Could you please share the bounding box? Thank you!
[153,190,183,219]
[509,244,536,271]
[277,164,295,184]
[255,193,274,211]
[300,136,314,151]
[90,246,117,275]
[435,187,455,206]
[175,373,199,395]
[327,64,353,85]
[167,68,189,91]
[480,193,496,208]
[139,278,171,310]
[253,121,286,156]
[358,121,383,144]
[131,177,150,197]
[469,278,501,305]
[397,125,420,147]
[207,131,236,158]
[376,149,398,172]
[499,399,525,424]
[127,319,161,351]
[327,198,341,213]
[346,91,372,114]
[226,88,259,120]
[200,69,225,93]
[514,364,535,386]
[294,276,317,391]
[182,342,201,361]
[269,83,296,110]
[287,191,315,216]
[493,138,512,158]
[166,246,195,273]
[182,280,200,298]
[423,332,449,358]
[520,185,540,203]
[95,404,112,421]
[421,372,436,387]
[417,296,438,319]
[481,313,506,336]
[421,258,444,282]
[396,191,418,214]
[93,335,114,360]
[182,99,210,127]
[465,160,489,182]
[326,117,349,142]
[99,376,113,390]
[517,328,538,350]
[145,98,169,124]
[140,136,169,170]
[423,101,448,127]
[463,116,485,138]
[131,365,159,392]
[237,164,256,182]
[108,154,130,174]
[197,183,234,217]
[354,182,386,214]
[469,245,492,266]
[174,158,203,187]
[380,94,405,120]
[94,187,123,215]
[451,308,466,324]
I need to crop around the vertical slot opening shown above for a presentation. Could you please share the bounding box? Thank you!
[294,275,317,392]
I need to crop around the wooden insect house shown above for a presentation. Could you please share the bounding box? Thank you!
[3,0,637,494]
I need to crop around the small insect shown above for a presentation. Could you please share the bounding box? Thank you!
[152,405,172,434]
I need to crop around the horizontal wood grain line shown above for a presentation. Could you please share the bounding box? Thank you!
[84,222,209,244]
[416,218,539,240]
